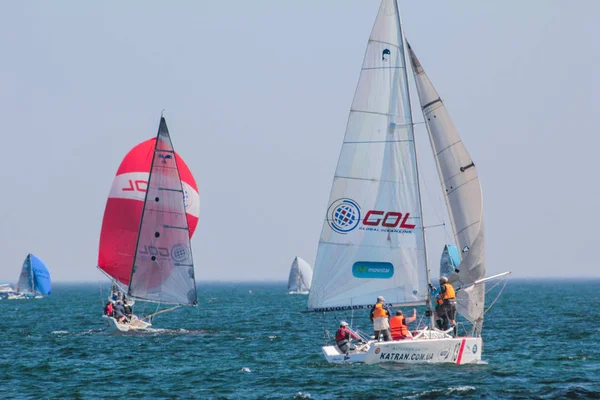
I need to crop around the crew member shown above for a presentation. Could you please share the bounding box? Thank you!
[390,309,417,340]
[437,276,457,333]
[335,321,361,355]
[370,296,391,341]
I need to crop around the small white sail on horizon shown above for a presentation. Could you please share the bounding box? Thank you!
[287,257,313,294]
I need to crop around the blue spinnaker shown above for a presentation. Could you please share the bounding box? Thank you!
[30,254,51,295]
[440,245,461,278]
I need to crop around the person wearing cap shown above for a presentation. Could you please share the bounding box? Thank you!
[436,276,457,333]
[370,296,392,341]
[390,309,417,340]
[335,321,361,354]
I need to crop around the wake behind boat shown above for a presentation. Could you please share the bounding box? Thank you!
[97,116,200,333]
[305,0,509,365]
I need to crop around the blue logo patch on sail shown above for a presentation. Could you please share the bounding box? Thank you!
[352,262,394,279]
[382,49,391,61]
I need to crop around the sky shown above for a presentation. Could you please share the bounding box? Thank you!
[0,0,598,282]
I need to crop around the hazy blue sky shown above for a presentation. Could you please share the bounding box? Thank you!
[0,1,598,282]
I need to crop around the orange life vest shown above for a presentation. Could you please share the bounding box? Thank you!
[390,316,408,339]
[441,283,456,300]
[372,303,388,319]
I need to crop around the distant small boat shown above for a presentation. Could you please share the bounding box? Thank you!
[287,257,312,294]
[97,116,200,332]
[0,254,51,299]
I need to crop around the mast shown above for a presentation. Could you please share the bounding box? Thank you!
[393,0,435,329]
[127,125,161,298]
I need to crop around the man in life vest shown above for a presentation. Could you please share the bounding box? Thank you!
[104,301,114,317]
[370,296,392,341]
[335,321,361,355]
[436,276,457,333]
[389,309,417,341]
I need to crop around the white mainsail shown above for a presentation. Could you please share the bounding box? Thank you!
[408,45,486,332]
[307,0,429,311]
[287,257,313,293]
[128,117,198,306]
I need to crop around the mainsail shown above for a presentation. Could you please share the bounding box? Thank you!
[408,45,486,332]
[98,129,200,288]
[287,257,313,293]
[127,117,197,305]
[16,254,51,296]
[307,0,429,311]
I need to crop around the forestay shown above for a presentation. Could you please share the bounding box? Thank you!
[128,118,197,306]
[288,257,313,292]
[307,0,428,311]
[408,45,485,332]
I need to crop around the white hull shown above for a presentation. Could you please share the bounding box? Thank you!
[102,315,152,333]
[323,330,482,365]
[288,290,309,295]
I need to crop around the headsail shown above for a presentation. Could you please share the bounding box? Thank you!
[307,0,429,311]
[98,133,200,288]
[128,117,197,305]
[408,45,485,332]
[288,257,313,293]
[17,254,51,296]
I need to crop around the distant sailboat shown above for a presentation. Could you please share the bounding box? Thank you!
[97,116,200,332]
[306,0,509,364]
[287,257,312,294]
[0,254,51,300]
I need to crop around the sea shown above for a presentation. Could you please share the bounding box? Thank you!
[0,279,598,399]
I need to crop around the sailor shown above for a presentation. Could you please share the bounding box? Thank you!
[390,309,417,341]
[437,276,457,333]
[103,301,114,317]
[335,321,361,354]
[370,296,392,341]
[113,300,127,323]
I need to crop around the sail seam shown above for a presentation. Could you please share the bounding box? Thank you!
[368,39,400,49]
[455,220,480,237]
[362,66,405,70]
[444,175,479,195]
[435,140,462,156]
[343,140,412,144]
[333,175,419,184]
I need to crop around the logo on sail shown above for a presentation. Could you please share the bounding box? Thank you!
[158,154,173,164]
[382,49,391,61]
[171,244,189,262]
[352,262,394,279]
[327,198,361,234]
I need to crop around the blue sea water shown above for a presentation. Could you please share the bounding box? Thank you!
[0,280,598,399]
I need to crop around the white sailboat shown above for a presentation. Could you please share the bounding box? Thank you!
[306,0,509,364]
[287,257,313,294]
[97,116,199,332]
